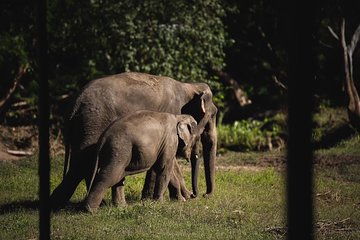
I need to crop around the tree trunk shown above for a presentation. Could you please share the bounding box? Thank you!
[215,70,252,107]
[0,64,29,118]
[339,20,360,130]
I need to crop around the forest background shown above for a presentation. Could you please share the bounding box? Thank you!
[0,0,359,151]
[1,1,360,239]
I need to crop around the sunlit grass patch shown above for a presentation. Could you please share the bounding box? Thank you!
[0,151,359,239]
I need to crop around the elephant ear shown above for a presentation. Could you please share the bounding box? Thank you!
[181,90,210,118]
[177,117,197,147]
[200,92,206,114]
[200,89,212,114]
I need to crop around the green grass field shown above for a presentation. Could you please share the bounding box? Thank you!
[0,135,359,239]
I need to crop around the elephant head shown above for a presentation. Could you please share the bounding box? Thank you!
[176,115,197,161]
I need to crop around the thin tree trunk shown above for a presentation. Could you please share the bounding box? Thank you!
[0,64,29,118]
[340,20,360,130]
[215,70,252,107]
[330,19,360,130]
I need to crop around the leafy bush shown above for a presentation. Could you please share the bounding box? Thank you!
[1,0,229,123]
[48,0,228,89]
[217,117,283,151]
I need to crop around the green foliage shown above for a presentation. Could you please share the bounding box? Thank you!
[48,0,228,89]
[0,1,34,98]
[217,116,282,151]
[312,106,348,142]
[316,134,360,156]
[1,0,229,121]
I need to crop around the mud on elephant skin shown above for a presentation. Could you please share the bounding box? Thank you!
[50,72,217,209]
[84,111,197,213]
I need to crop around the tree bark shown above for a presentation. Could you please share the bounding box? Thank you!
[0,64,29,116]
[215,70,252,107]
[339,20,360,130]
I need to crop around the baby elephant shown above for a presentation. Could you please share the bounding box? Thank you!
[85,110,197,212]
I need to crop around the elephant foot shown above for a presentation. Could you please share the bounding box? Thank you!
[169,194,186,202]
[203,192,214,198]
[181,189,193,200]
[141,189,153,200]
[113,199,127,207]
[178,196,186,202]
[50,195,67,211]
[154,195,164,202]
[84,204,98,214]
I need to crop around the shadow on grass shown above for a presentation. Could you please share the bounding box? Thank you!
[0,200,39,214]
[0,200,86,215]
[313,123,355,149]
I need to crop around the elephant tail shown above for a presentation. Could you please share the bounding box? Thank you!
[63,140,70,179]
[62,122,71,179]
[87,136,106,196]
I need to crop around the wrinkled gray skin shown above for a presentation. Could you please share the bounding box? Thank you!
[85,111,197,212]
[50,72,217,209]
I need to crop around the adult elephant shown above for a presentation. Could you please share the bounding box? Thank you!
[50,72,217,208]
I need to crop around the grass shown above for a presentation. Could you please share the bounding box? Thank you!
[0,156,285,240]
[316,134,360,156]
[1,138,359,240]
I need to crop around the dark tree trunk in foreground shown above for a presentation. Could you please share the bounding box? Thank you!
[37,0,50,239]
[282,1,316,239]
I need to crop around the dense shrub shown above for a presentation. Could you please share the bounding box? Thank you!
[217,117,283,151]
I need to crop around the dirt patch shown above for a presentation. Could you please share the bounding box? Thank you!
[216,165,264,171]
[0,124,64,162]
[216,151,360,171]
[266,218,358,238]
[314,154,360,167]
[0,142,19,161]
[259,154,360,168]
[0,125,37,161]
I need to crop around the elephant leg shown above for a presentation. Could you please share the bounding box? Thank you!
[50,162,83,210]
[112,178,126,206]
[141,169,157,200]
[153,159,174,201]
[85,164,125,213]
[169,168,186,201]
[171,161,192,200]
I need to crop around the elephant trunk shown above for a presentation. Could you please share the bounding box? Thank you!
[190,146,200,197]
[203,138,216,196]
[201,118,217,197]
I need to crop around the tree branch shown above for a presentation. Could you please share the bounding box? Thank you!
[349,23,360,55]
[215,70,252,107]
[328,26,339,40]
[0,64,29,110]
[272,75,287,90]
